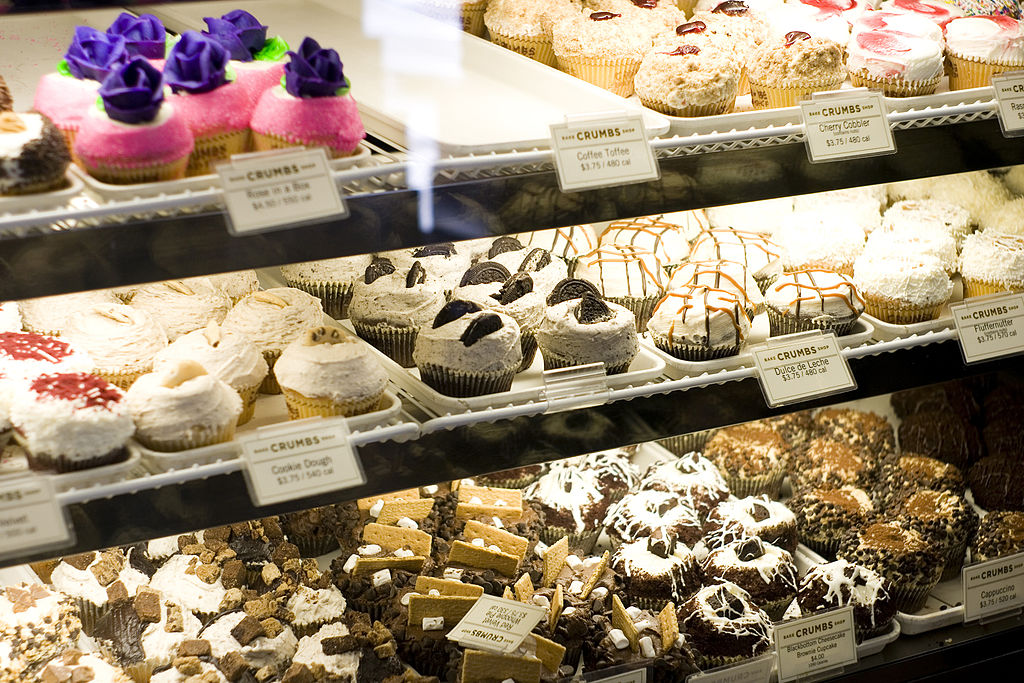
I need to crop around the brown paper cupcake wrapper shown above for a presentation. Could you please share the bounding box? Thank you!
[187,128,249,176]
[237,382,260,426]
[251,131,360,159]
[418,363,517,398]
[540,525,601,555]
[289,532,340,559]
[3,175,73,195]
[893,580,937,613]
[765,306,858,338]
[353,321,419,368]
[281,387,384,419]
[284,279,356,320]
[488,29,556,67]
[658,430,715,456]
[947,51,1024,91]
[260,348,283,394]
[849,70,941,98]
[350,597,387,622]
[800,535,841,559]
[629,594,672,612]
[696,653,751,670]
[724,468,785,499]
[473,473,541,489]
[607,295,658,332]
[21,323,62,337]
[748,77,845,110]
[942,539,970,582]
[962,278,1023,300]
[555,53,643,98]
[652,336,741,362]
[737,67,749,97]
[856,621,893,642]
[519,329,538,372]
[755,272,779,295]
[639,94,736,118]
[82,156,189,185]
[134,421,236,453]
[863,296,944,324]
[26,446,129,474]
[95,366,148,390]
[75,598,107,635]
[539,347,634,375]
[291,617,341,639]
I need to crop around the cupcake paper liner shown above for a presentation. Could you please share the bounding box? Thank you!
[519,329,539,372]
[284,279,356,320]
[947,51,1024,91]
[942,539,970,582]
[288,532,340,559]
[488,29,556,67]
[74,598,106,635]
[26,446,129,474]
[95,366,148,390]
[629,594,671,612]
[81,156,189,185]
[658,430,715,456]
[849,69,941,98]
[539,525,601,555]
[353,321,419,368]
[134,421,236,453]
[722,468,786,499]
[652,335,741,362]
[187,128,249,176]
[237,382,260,426]
[893,580,937,614]
[748,77,845,110]
[696,653,750,671]
[862,295,945,324]
[3,175,71,195]
[350,597,387,622]
[800,534,841,559]
[539,347,635,375]
[291,616,340,639]
[555,53,644,98]
[607,295,658,333]
[281,387,385,420]
[962,278,1022,300]
[20,323,62,337]
[638,94,736,118]
[765,306,859,338]
[251,131,360,159]
[737,67,749,97]
[754,272,779,295]
[856,621,893,642]
[418,363,517,398]
[260,348,283,394]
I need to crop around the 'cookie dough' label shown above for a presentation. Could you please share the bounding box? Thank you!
[992,71,1024,137]
[800,91,895,163]
[240,417,364,506]
[550,113,660,192]
[950,293,1024,364]
[448,594,546,654]
[962,551,1024,623]
[686,653,773,683]
[774,606,857,682]
[219,148,347,234]
[751,331,856,407]
[0,477,71,559]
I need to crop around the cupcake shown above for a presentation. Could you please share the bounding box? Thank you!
[703,495,799,553]
[636,453,731,522]
[250,37,366,158]
[791,485,875,557]
[0,111,72,195]
[551,9,655,96]
[604,489,705,548]
[0,331,92,380]
[453,271,546,371]
[484,0,568,67]
[971,510,1024,564]
[853,253,953,324]
[125,360,242,452]
[680,583,774,669]
[959,231,1024,299]
[969,455,1024,510]
[49,550,149,633]
[611,536,703,610]
[286,584,348,638]
[692,1,771,94]
[199,610,298,675]
[747,32,845,109]
[0,583,82,673]
[74,58,194,184]
[524,458,619,552]
[847,30,943,96]
[413,300,522,398]
[10,372,133,473]
[703,422,788,497]
[202,9,289,107]
[129,279,232,341]
[93,596,203,682]
[945,14,1024,90]
[148,555,227,622]
[887,489,979,580]
[633,39,740,117]
[153,321,268,426]
[348,258,447,368]
[274,325,388,419]
[280,255,371,320]
[688,228,782,291]
[863,226,959,275]
[875,455,967,511]
[764,270,865,337]
[164,31,252,176]
[518,225,600,268]
[880,0,964,27]
[19,290,120,337]
[536,280,639,374]
[576,244,664,331]
[791,437,875,491]
[647,285,750,361]
[666,259,764,319]
[776,212,866,276]
[221,287,325,393]
[702,537,798,619]
[488,240,570,297]
[598,216,693,270]
[897,410,981,471]
[63,303,169,388]
[797,560,896,641]
[201,270,261,305]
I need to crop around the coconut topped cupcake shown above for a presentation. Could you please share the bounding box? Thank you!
[960,231,1024,297]
[775,212,865,274]
[853,253,953,323]
[0,331,92,380]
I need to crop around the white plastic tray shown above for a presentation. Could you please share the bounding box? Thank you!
[9,433,146,492]
[643,316,874,380]
[0,172,85,217]
[148,0,670,155]
[138,389,405,473]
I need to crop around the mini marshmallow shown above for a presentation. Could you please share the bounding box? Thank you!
[532,595,550,608]
[358,544,382,556]
[487,545,501,553]
[372,569,392,587]
[502,679,516,683]
[640,636,656,658]
[634,619,656,633]
[568,580,584,595]
[342,554,358,574]
[423,485,439,495]
[444,568,464,580]
[422,616,444,631]
[471,538,486,547]
[675,634,686,649]
[492,517,504,529]
[534,541,549,558]
[583,556,602,568]
[469,496,483,504]
[396,517,419,529]
[562,606,577,617]
[609,628,629,650]
[494,499,508,507]
[394,548,415,558]
[565,555,583,570]
[592,586,609,599]
[368,499,385,518]
[429,589,441,596]
[625,606,643,620]
[400,592,415,606]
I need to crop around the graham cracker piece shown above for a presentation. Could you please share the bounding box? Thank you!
[415,576,484,598]
[456,485,523,521]
[513,574,534,603]
[456,503,524,523]
[407,594,478,629]
[502,586,515,601]
[461,649,542,683]
[376,499,435,525]
[580,551,610,599]
[464,520,528,560]
[612,594,639,654]
[659,602,679,651]
[357,489,420,512]
[547,585,564,634]
[531,633,566,673]
[352,556,425,575]
[448,540,520,577]
[362,523,432,557]
[541,537,569,588]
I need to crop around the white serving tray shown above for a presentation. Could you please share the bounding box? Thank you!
[0,172,85,218]
[138,389,405,473]
[148,0,669,155]
[643,316,874,380]
[9,433,146,492]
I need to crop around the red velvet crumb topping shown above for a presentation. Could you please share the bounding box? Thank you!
[30,373,122,409]
[0,332,74,362]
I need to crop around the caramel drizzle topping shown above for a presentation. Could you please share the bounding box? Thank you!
[670,260,751,300]
[654,284,748,345]
[0,112,27,133]
[582,244,664,296]
[772,270,864,316]
[690,229,781,261]
[553,226,597,255]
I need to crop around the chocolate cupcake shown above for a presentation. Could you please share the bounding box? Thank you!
[605,489,704,548]
[813,408,896,460]
[898,410,982,471]
[791,486,875,557]
[887,489,979,580]
[797,560,896,641]
[680,583,774,669]
[611,536,703,610]
[703,422,789,498]
[764,409,815,450]
[703,537,798,620]
[873,454,966,510]
[891,380,980,423]
[981,404,1024,461]
[636,452,731,521]
[703,495,798,553]
[524,458,621,553]
[279,504,351,557]
[584,601,699,682]
[971,511,1024,564]
[969,456,1024,511]
[791,437,876,492]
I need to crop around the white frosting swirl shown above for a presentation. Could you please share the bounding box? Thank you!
[154,325,268,391]
[536,298,638,369]
[221,288,323,352]
[202,610,297,673]
[129,279,231,341]
[49,554,148,607]
[647,286,750,348]
[847,30,943,81]
[348,272,446,329]
[148,554,226,615]
[853,253,953,307]
[960,231,1024,289]
[413,308,522,373]
[19,290,120,335]
[273,331,387,403]
[292,621,360,678]
[125,365,242,445]
[63,304,168,371]
[286,585,348,627]
[945,15,1024,62]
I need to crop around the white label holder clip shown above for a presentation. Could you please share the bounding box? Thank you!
[542,362,611,414]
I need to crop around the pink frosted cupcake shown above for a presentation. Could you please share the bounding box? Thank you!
[879,0,965,28]
[250,37,366,158]
[202,9,290,107]
[847,30,943,96]
[75,59,194,184]
[33,26,128,150]
[164,31,252,176]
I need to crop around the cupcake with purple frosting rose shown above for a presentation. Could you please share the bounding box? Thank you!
[202,9,290,106]
[106,12,168,60]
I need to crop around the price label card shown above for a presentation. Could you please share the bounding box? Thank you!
[550,113,660,192]
[950,293,1024,364]
[686,654,774,683]
[240,418,365,507]
[992,71,1024,137]
[586,665,649,683]
[962,551,1024,623]
[800,91,895,163]
[219,148,347,234]
[0,477,71,559]
[751,332,856,408]
[774,606,857,683]
[447,594,546,653]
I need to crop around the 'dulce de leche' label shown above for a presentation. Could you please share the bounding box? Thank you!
[0,478,70,558]
[800,92,895,163]
[447,595,546,654]
[774,606,857,683]
[950,293,1024,364]
[962,551,1024,623]
[992,71,1024,136]
[550,113,660,192]
[751,333,856,407]
[240,418,365,507]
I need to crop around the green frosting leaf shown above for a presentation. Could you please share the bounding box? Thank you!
[57,59,73,78]
[225,63,237,83]
[334,80,351,97]
[255,35,288,62]
[165,33,179,55]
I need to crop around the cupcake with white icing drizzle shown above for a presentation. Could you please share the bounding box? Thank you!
[605,488,705,548]
[797,560,896,641]
[647,284,750,360]
[853,253,953,323]
[703,495,798,552]
[764,270,865,336]
[128,279,232,341]
[680,582,774,669]
[576,243,664,331]
[959,231,1024,299]
[63,303,168,388]
[636,452,731,521]
[702,536,797,619]
[611,536,703,610]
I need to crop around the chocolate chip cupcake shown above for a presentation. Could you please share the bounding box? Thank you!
[680,583,774,669]
[813,408,896,460]
[797,560,896,641]
[791,486,875,557]
[703,422,789,498]
[702,537,798,619]
[791,437,876,492]
[888,489,979,580]
[873,454,966,510]
[611,536,703,610]
[898,410,982,471]
[703,495,798,553]
[971,511,1024,564]
[837,521,944,613]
